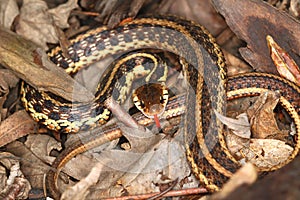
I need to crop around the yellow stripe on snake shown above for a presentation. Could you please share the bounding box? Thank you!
[19,16,300,199]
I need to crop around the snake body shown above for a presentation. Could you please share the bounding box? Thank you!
[19,16,300,198]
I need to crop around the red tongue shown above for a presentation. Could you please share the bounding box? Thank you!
[153,114,161,129]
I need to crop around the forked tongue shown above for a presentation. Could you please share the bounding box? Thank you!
[153,114,161,129]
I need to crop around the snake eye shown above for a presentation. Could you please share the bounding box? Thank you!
[140,100,145,108]
[160,96,165,104]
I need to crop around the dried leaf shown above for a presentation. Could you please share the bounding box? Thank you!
[0,110,37,147]
[267,35,300,85]
[244,139,293,170]
[53,125,191,199]
[117,139,189,197]
[16,0,78,50]
[0,69,19,121]
[5,134,61,189]
[0,152,31,199]
[24,134,62,164]
[246,91,286,139]
[0,69,19,90]
[213,0,300,73]
[225,130,250,158]
[215,111,251,139]
[226,90,295,171]
[0,0,19,28]
[48,0,78,28]
[60,163,104,200]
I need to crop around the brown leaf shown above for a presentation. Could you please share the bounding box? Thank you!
[226,91,296,171]
[0,69,19,90]
[0,110,37,147]
[246,91,285,139]
[0,69,19,121]
[245,139,293,170]
[213,0,300,73]
[267,35,300,85]
[16,0,78,50]
[0,0,19,28]
[0,152,31,199]
[48,0,78,29]
[5,134,61,189]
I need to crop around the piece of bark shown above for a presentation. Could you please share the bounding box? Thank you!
[221,157,300,200]
[212,0,300,74]
[0,27,94,102]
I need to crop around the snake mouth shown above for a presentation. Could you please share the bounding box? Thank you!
[144,103,165,118]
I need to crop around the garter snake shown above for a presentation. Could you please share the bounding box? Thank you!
[19,16,300,198]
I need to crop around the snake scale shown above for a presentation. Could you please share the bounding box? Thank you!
[19,16,300,198]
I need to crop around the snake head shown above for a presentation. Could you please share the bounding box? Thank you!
[132,83,168,118]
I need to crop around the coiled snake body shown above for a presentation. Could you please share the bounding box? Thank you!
[20,16,300,198]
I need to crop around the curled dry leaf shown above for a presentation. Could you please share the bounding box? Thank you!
[215,111,251,139]
[267,35,300,85]
[0,152,31,200]
[225,130,250,160]
[24,134,62,165]
[246,90,287,140]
